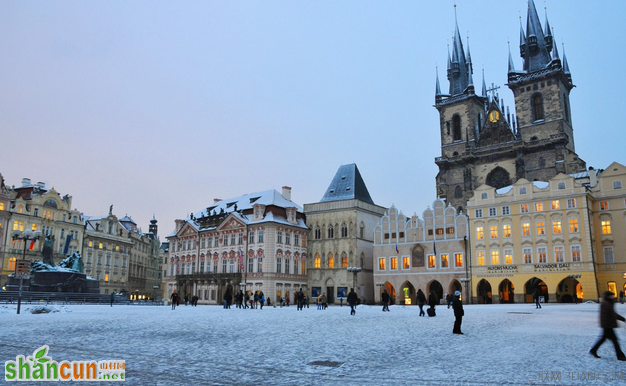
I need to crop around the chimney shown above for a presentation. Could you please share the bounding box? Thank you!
[22,178,31,187]
[37,181,45,189]
[214,198,222,203]
[588,167,598,188]
[282,186,292,201]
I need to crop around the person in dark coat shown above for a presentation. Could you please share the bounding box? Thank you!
[417,289,426,317]
[533,288,542,309]
[347,288,358,316]
[590,291,626,360]
[170,291,179,310]
[428,291,438,311]
[381,289,391,312]
[110,292,115,307]
[452,291,464,334]
[446,293,453,309]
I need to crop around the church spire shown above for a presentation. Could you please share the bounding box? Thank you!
[508,41,516,74]
[481,69,487,98]
[520,0,552,72]
[435,66,442,102]
[446,5,470,96]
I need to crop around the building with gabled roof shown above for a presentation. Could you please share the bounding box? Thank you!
[166,187,308,305]
[305,164,386,304]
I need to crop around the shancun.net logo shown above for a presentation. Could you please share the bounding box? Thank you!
[5,345,125,381]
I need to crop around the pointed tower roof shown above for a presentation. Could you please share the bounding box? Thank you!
[521,0,553,72]
[508,42,516,73]
[446,5,470,96]
[481,69,487,97]
[320,164,375,205]
[435,67,442,98]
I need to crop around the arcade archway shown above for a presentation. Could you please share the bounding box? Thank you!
[499,279,515,303]
[525,277,548,303]
[557,277,582,303]
[477,279,492,304]
[401,281,416,305]
[382,282,396,305]
[427,280,443,304]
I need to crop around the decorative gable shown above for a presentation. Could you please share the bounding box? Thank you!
[477,103,515,147]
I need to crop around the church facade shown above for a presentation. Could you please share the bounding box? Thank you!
[434,1,586,214]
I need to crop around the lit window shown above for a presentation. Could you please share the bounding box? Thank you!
[551,200,560,210]
[503,224,511,238]
[8,257,17,271]
[523,248,532,264]
[475,209,483,218]
[490,226,498,239]
[488,207,497,217]
[555,246,564,263]
[476,227,484,240]
[538,247,547,263]
[436,228,444,235]
[491,250,499,265]
[536,222,545,235]
[520,204,529,213]
[0,202,4,210]
[446,227,455,234]
[535,202,543,212]
[600,201,609,210]
[455,253,463,267]
[104,273,109,282]
[522,223,530,237]
[403,256,410,269]
[569,218,579,233]
[502,206,510,216]
[342,255,348,268]
[553,220,562,234]
[314,254,321,268]
[31,223,38,231]
[504,249,513,264]
[441,254,449,268]
[428,255,436,268]
[13,221,25,232]
[567,198,577,209]
[601,221,611,235]
[603,246,614,263]
[608,282,617,297]
[328,253,334,268]
[390,257,398,270]
[17,205,23,214]
[99,243,103,249]
[378,257,386,270]
[477,251,485,266]
[571,245,581,262]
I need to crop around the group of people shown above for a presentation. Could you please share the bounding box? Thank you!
[233,290,267,309]
[413,289,464,334]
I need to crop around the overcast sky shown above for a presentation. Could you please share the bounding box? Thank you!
[1,1,624,236]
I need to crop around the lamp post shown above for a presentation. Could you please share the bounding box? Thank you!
[11,229,42,315]
[375,282,384,305]
[347,266,361,295]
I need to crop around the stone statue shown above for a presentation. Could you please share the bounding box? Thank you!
[109,205,113,215]
[42,236,54,266]
[57,252,84,273]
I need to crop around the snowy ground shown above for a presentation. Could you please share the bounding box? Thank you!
[1,301,625,385]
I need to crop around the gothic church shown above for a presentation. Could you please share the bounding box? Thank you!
[434,1,586,213]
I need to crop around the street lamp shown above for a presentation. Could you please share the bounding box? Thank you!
[11,229,42,314]
[347,266,361,294]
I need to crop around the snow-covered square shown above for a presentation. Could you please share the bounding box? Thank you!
[2,301,625,385]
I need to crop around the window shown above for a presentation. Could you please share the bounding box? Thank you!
[214,237,219,247]
[502,206,510,216]
[614,181,622,189]
[535,202,543,212]
[476,227,484,240]
[8,257,17,271]
[440,254,449,268]
[555,246,564,263]
[105,273,109,282]
[567,198,577,209]
[285,232,290,245]
[222,259,227,273]
[452,114,462,141]
[238,233,243,245]
[248,258,253,273]
[475,209,483,218]
[258,230,264,243]
[428,255,436,268]
[603,246,614,263]
[12,221,25,232]
[488,207,497,217]
[327,253,334,268]
[229,260,235,273]
[341,254,348,268]
[436,228,444,235]
[277,231,282,244]
[553,220,562,234]
[455,253,463,267]
[17,205,23,214]
[503,224,511,238]
[490,226,498,239]
[477,251,485,266]
[601,221,612,235]
[285,259,290,274]
[257,257,263,272]
[519,187,527,195]
[328,226,334,239]
[390,257,398,270]
[536,222,545,235]
[481,192,488,200]
[538,247,547,263]
[0,202,3,210]
[608,282,617,297]
[403,256,410,269]
[489,250,499,265]
[523,248,532,264]
[230,234,236,245]
[571,245,581,262]
[551,200,560,210]
[446,227,454,235]
[249,231,255,244]
[378,257,386,270]
[294,234,300,246]
[314,227,321,240]
[569,218,579,233]
[520,204,529,213]
[223,236,228,246]
[276,257,282,273]
[600,201,609,210]
[504,249,513,265]
[532,94,544,121]
[200,238,205,249]
[341,224,348,238]
[557,182,566,190]
[294,260,298,275]
[31,223,38,231]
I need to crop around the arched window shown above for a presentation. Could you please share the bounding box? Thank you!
[532,94,544,121]
[486,167,512,190]
[455,186,463,198]
[314,253,321,268]
[341,253,348,268]
[314,226,321,240]
[328,225,334,239]
[563,94,569,122]
[328,253,334,268]
[341,223,348,238]
[452,115,462,141]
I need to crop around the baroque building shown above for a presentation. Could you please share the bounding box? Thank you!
[2,178,84,286]
[0,174,12,286]
[434,1,586,214]
[305,164,386,304]
[373,199,469,305]
[167,187,308,305]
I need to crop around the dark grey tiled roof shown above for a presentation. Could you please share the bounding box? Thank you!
[320,164,375,205]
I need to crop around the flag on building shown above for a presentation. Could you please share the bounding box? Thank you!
[238,249,244,270]
[29,240,36,251]
[63,234,73,255]
[395,244,399,254]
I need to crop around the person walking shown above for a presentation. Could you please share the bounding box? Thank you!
[170,291,179,310]
[428,291,438,317]
[533,288,542,309]
[590,291,626,361]
[452,291,464,334]
[381,289,391,312]
[347,288,358,316]
[620,290,625,305]
[260,291,265,310]
[296,289,304,311]
[446,293,453,309]
[110,292,115,307]
[417,289,426,317]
